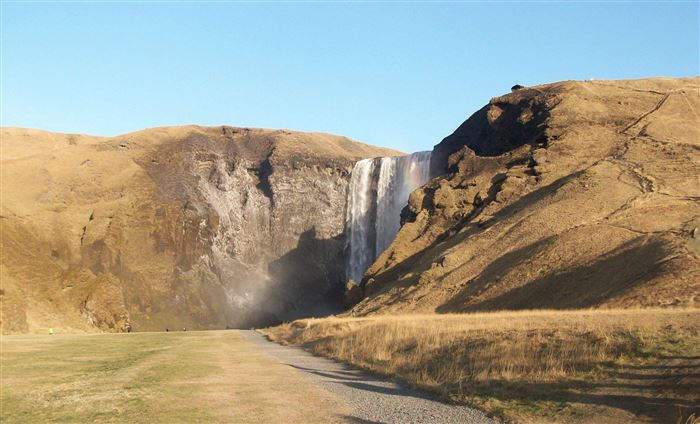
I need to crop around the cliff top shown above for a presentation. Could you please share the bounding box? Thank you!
[1,125,403,163]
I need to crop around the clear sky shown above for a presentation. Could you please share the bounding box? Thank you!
[2,2,698,152]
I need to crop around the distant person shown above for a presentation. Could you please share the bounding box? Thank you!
[48,327,54,335]
[126,323,132,333]
[183,327,187,332]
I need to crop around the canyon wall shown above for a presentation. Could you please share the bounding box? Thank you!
[350,77,700,314]
[0,126,399,333]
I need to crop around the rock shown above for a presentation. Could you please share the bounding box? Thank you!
[80,275,129,332]
[532,148,548,165]
[363,278,378,296]
[0,126,399,333]
[440,255,456,268]
[343,280,363,309]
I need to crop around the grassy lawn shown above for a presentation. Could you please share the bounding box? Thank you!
[264,309,700,424]
[1,330,349,423]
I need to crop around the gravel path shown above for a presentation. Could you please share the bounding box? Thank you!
[240,330,496,424]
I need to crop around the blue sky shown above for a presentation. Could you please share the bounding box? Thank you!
[2,2,698,152]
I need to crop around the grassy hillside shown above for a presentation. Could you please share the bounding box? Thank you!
[264,309,700,423]
[352,77,700,315]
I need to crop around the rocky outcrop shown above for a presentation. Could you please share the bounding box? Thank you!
[0,126,399,333]
[352,77,700,315]
[342,280,363,309]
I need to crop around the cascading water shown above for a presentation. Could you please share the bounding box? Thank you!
[345,152,432,283]
[375,151,432,255]
[345,158,378,284]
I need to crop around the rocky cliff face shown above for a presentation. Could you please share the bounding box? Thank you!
[352,77,700,314]
[0,126,399,333]
[4,77,698,333]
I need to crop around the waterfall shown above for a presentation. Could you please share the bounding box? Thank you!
[345,158,378,284]
[345,151,432,283]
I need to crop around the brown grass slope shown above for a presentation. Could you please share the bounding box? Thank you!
[265,310,700,423]
[0,125,400,334]
[352,77,700,315]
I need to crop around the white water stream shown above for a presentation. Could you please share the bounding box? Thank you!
[345,152,432,283]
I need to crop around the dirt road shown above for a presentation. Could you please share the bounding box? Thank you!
[241,330,495,424]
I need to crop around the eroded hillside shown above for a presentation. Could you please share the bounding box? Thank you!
[352,77,700,314]
[0,126,399,333]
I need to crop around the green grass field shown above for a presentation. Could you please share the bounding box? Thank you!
[1,330,347,423]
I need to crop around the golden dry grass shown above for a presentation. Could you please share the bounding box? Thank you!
[263,309,700,423]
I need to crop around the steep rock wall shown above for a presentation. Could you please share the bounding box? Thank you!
[0,126,399,333]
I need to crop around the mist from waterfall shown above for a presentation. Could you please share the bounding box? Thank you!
[345,152,432,283]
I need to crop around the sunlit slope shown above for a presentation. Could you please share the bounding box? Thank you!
[352,77,700,314]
